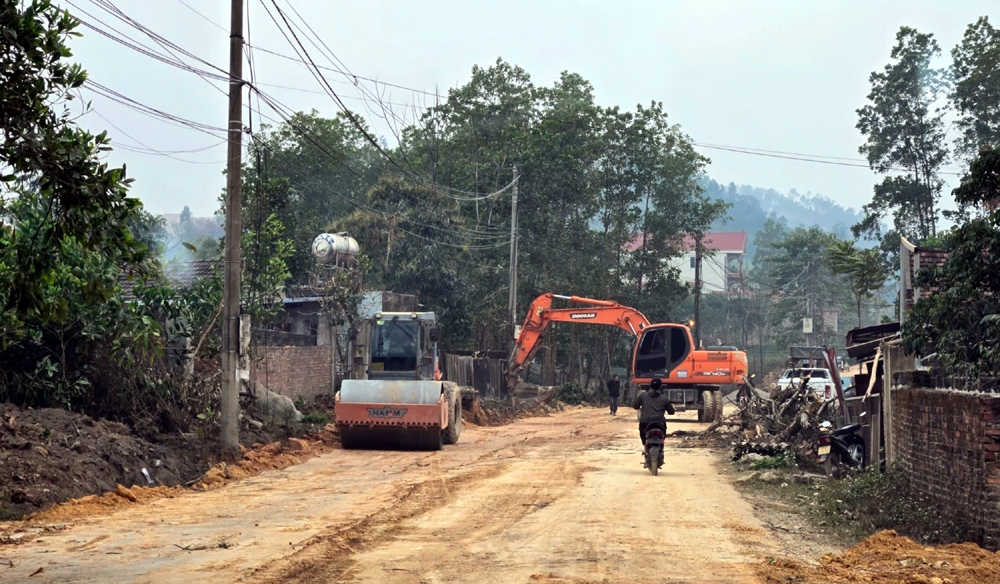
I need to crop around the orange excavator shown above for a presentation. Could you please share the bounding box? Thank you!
[508,293,750,422]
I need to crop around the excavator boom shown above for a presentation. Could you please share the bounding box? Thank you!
[507,294,651,384]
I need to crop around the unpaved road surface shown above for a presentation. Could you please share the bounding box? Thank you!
[3,407,785,583]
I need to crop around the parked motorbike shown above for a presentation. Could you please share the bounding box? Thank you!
[816,413,867,475]
[643,423,666,476]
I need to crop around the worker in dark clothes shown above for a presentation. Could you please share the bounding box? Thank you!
[606,374,621,415]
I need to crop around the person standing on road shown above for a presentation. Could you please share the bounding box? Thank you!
[633,377,675,448]
[606,374,621,416]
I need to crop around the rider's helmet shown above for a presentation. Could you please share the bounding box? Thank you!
[650,377,663,392]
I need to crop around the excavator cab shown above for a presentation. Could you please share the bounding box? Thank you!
[633,324,692,379]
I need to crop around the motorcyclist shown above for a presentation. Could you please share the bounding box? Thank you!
[632,377,675,454]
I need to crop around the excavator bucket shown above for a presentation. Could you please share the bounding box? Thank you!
[335,380,448,450]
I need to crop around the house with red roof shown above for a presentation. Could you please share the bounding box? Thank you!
[625,231,747,296]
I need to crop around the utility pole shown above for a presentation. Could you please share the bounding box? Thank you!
[693,236,702,349]
[508,165,519,332]
[220,0,244,454]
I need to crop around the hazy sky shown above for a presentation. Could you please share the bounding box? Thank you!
[67,1,996,219]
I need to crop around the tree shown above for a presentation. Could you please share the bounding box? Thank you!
[825,240,891,328]
[952,16,1000,157]
[239,111,379,283]
[854,27,949,245]
[0,0,148,320]
[767,227,845,347]
[902,148,1000,389]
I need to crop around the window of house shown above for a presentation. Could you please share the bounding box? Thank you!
[689,256,696,268]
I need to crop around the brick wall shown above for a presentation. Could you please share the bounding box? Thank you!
[250,346,332,402]
[892,387,1000,548]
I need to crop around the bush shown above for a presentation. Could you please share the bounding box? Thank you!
[751,450,796,469]
[556,382,585,405]
[300,413,329,425]
[819,468,978,546]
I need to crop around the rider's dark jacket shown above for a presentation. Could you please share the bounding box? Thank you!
[633,390,676,424]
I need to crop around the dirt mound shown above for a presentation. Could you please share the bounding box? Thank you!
[26,485,184,523]
[192,425,340,491]
[18,424,342,524]
[757,530,1000,583]
[463,397,563,427]
[0,403,206,518]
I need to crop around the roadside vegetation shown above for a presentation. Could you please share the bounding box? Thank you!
[734,464,976,548]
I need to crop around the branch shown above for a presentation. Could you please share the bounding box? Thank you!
[191,300,223,361]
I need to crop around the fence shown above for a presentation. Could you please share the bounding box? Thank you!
[441,353,507,399]
[843,394,883,468]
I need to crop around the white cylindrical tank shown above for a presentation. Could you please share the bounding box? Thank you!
[312,233,360,265]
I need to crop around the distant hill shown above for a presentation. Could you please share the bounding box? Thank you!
[702,179,864,258]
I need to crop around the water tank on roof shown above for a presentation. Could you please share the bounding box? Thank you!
[312,233,359,265]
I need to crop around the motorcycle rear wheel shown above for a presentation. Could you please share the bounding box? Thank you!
[648,445,660,476]
[846,439,866,469]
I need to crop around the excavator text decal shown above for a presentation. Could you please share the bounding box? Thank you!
[570,313,597,319]
[367,407,409,419]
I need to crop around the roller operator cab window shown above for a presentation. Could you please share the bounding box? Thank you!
[634,327,690,377]
[370,319,420,372]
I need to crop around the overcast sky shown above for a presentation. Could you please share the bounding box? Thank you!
[66,1,995,219]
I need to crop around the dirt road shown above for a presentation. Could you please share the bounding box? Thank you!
[3,407,785,583]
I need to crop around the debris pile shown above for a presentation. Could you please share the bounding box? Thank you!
[756,529,1000,583]
[710,380,841,463]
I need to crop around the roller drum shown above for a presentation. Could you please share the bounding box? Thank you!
[340,380,442,405]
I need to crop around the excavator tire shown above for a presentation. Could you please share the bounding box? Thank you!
[713,389,725,421]
[443,382,462,445]
[699,390,715,423]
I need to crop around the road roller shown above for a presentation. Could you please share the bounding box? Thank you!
[335,311,462,450]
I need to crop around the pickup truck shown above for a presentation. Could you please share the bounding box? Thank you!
[777,367,838,400]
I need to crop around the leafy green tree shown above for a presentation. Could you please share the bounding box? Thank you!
[767,227,844,346]
[854,27,950,245]
[825,240,891,328]
[951,16,1000,157]
[0,0,149,320]
[902,148,1000,388]
[239,111,379,283]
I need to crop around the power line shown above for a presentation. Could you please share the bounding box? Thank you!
[260,0,514,202]
[693,142,964,177]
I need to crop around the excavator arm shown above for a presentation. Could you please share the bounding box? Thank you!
[506,293,651,386]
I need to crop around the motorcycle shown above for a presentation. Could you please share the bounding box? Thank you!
[816,412,867,475]
[643,423,666,476]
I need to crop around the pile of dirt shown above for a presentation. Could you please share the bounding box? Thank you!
[757,530,1000,583]
[25,485,184,523]
[463,397,563,426]
[192,424,340,491]
[0,403,207,518]
[19,424,343,524]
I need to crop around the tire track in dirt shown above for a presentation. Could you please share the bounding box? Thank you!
[245,461,515,583]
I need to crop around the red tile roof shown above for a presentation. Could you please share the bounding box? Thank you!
[624,231,746,253]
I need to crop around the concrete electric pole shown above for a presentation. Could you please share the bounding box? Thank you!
[693,235,702,349]
[508,165,519,333]
[220,0,244,453]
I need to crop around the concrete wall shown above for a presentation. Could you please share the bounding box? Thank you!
[250,346,332,402]
[892,387,1000,548]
